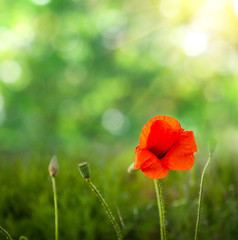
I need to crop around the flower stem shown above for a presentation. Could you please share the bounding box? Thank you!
[154,179,167,240]
[51,176,58,240]
[194,152,212,240]
[86,179,123,240]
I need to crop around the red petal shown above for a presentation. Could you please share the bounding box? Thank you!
[139,116,184,158]
[162,131,197,171]
[134,146,169,179]
[134,145,144,170]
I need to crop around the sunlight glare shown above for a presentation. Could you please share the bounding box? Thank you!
[182,32,208,56]
[234,0,238,13]
[159,0,181,18]
[206,0,227,12]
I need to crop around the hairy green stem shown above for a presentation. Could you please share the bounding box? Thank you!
[0,226,13,240]
[87,179,123,240]
[52,177,58,240]
[194,153,212,240]
[159,180,167,238]
[154,179,167,240]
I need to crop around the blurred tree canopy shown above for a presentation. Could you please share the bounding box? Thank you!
[0,0,238,159]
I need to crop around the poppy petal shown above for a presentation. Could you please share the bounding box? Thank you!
[134,145,144,170]
[134,146,169,179]
[139,116,184,158]
[162,131,197,171]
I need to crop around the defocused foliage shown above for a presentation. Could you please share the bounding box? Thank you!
[0,0,238,239]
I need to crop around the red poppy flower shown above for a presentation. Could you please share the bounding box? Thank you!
[134,116,197,179]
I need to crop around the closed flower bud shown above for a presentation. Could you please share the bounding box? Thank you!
[19,237,29,240]
[128,162,137,173]
[49,155,59,177]
[78,162,91,179]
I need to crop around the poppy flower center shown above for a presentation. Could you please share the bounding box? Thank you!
[143,120,184,159]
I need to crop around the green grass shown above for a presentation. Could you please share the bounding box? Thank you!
[0,148,237,240]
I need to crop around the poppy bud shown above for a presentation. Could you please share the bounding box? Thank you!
[208,137,217,154]
[78,162,91,179]
[49,155,59,177]
[128,162,137,173]
[19,237,28,240]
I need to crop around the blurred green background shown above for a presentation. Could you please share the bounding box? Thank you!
[0,0,238,239]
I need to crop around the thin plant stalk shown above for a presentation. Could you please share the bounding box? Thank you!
[0,226,13,240]
[154,179,167,240]
[116,206,126,230]
[194,152,212,240]
[86,179,123,240]
[51,176,58,240]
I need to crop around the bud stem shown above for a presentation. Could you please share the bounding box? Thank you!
[194,152,212,240]
[0,226,13,240]
[51,176,58,240]
[86,179,123,240]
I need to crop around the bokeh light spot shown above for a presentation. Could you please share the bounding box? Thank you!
[159,0,181,18]
[31,0,51,6]
[0,28,18,51]
[102,108,129,136]
[0,60,22,84]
